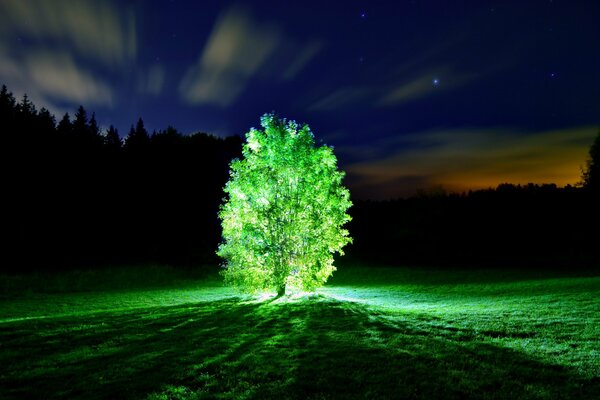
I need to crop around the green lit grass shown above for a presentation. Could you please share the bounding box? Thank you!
[1,266,598,399]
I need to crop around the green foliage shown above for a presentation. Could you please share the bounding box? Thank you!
[217,113,352,294]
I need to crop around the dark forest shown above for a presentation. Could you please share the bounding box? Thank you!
[2,84,598,272]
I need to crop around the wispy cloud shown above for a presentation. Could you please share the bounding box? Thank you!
[378,75,436,107]
[307,67,483,113]
[305,23,514,114]
[0,51,20,82]
[345,126,597,199]
[0,0,136,67]
[137,64,165,96]
[179,5,280,107]
[0,0,137,111]
[282,40,324,81]
[308,87,372,111]
[26,51,114,106]
[180,5,323,107]
[378,64,501,107]
[0,49,114,112]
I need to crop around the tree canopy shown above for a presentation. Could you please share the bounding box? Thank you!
[217,114,352,295]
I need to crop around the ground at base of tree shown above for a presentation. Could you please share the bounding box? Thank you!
[0,266,598,399]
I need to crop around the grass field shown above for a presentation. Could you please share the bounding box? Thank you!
[1,265,598,399]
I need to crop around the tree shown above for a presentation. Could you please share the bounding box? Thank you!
[124,117,150,152]
[582,129,600,193]
[17,94,36,117]
[37,108,56,132]
[0,85,16,118]
[104,125,121,151]
[72,105,88,135]
[88,112,100,137]
[57,113,72,136]
[217,113,352,296]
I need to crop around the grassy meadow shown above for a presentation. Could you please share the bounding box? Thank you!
[0,265,598,399]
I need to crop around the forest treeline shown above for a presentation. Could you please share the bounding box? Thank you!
[1,84,598,272]
[1,85,242,271]
[348,183,598,268]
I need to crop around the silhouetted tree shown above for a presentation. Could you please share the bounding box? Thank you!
[104,125,121,151]
[17,94,36,118]
[57,113,71,132]
[37,108,56,132]
[0,85,16,117]
[5,80,594,272]
[582,130,600,193]
[124,118,150,152]
[73,105,88,134]
[15,94,37,141]
[0,86,17,145]
[89,112,99,136]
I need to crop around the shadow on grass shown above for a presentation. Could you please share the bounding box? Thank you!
[1,297,597,399]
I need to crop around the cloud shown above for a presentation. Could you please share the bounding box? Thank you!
[0,0,136,67]
[282,40,324,80]
[0,50,113,115]
[0,48,114,108]
[307,66,484,113]
[378,74,437,106]
[0,51,20,81]
[304,25,513,114]
[26,51,114,106]
[378,68,481,107]
[308,87,372,111]
[180,5,322,107]
[179,5,280,107]
[137,64,165,96]
[345,126,597,199]
[0,0,137,111]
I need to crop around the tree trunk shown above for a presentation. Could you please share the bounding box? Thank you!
[276,284,286,297]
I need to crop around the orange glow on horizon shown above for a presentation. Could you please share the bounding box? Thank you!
[345,126,596,199]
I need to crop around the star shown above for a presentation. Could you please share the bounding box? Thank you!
[360,12,367,19]
[433,78,440,86]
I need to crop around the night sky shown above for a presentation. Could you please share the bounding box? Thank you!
[1,0,599,199]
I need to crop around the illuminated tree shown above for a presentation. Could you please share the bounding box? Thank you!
[217,114,352,296]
